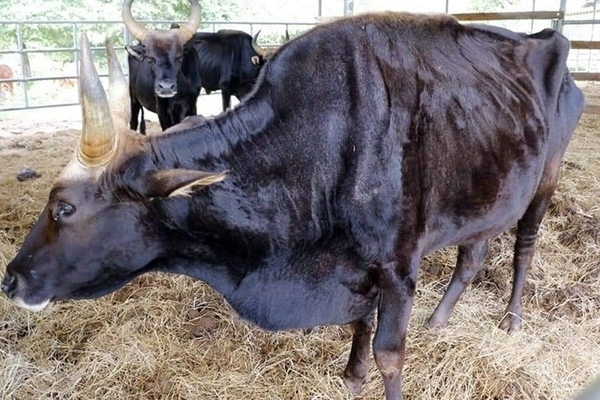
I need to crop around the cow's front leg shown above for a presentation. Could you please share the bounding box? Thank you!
[372,256,419,400]
[156,103,173,132]
[220,86,231,111]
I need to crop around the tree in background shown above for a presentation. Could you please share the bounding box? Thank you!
[0,0,243,65]
[468,0,517,12]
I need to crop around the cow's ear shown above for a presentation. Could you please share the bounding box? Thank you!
[125,45,143,60]
[145,169,229,198]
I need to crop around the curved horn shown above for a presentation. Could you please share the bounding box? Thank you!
[78,33,117,167]
[251,30,265,56]
[122,0,149,41]
[105,37,130,127]
[179,0,202,41]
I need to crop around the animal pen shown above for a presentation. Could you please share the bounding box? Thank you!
[0,1,600,399]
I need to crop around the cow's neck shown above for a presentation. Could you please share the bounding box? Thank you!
[153,222,378,332]
[147,99,275,171]
[147,186,378,332]
[148,187,275,294]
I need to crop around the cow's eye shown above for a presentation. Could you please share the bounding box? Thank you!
[53,201,76,221]
[175,55,183,62]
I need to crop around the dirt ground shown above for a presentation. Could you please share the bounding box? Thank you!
[0,84,599,400]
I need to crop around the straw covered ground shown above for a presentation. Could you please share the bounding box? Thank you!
[1,85,600,400]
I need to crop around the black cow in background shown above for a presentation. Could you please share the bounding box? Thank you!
[123,0,202,134]
[189,29,270,111]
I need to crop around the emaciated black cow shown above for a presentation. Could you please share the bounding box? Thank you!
[1,12,585,400]
[123,0,202,134]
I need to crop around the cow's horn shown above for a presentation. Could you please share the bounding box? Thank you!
[251,30,266,56]
[122,0,149,41]
[179,0,202,41]
[78,33,117,167]
[105,37,130,127]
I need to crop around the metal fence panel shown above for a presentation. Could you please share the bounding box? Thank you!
[0,9,599,113]
[0,19,312,112]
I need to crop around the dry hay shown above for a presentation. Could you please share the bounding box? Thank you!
[1,87,600,400]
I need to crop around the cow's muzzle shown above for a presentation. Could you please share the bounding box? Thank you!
[1,271,51,312]
[155,79,177,98]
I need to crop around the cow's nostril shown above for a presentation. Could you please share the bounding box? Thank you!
[157,81,176,91]
[1,273,17,295]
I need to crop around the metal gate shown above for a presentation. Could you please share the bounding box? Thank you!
[0,19,312,112]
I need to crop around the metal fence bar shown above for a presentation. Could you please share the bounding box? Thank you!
[0,48,104,54]
[17,23,29,109]
[72,22,81,105]
[1,102,80,113]
[1,75,79,82]
[556,0,568,32]
[564,19,600,25]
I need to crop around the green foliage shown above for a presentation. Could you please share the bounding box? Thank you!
[468,0,517,12]
[0,0,244,63]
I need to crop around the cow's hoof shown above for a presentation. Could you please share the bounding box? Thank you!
[425,315,449,330]
[343,373,365,395]
[498,313,522,332]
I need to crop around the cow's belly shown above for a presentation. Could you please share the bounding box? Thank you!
[225,246,378,331]
[423,165,543,254]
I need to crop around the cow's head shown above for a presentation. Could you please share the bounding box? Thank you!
[122,0,201,98]
[251,29,291,66]
[250,30,268,67]
[0,35,226,312]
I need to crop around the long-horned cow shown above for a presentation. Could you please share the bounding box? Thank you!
[123,0,202,134]
[1,12,585,400]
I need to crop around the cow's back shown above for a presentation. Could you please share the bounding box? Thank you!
[351,13,584,253]
[192,33,235,91]
[192,31,261,96]
[223,12,583,258]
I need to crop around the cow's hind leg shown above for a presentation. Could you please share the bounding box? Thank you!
[372,256,419,400]
[500,154,568,332]
[499,176,561,332]
[342,310,375,395]
[427,240,488,328]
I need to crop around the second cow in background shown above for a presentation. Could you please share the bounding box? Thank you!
[123,0,203,134]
